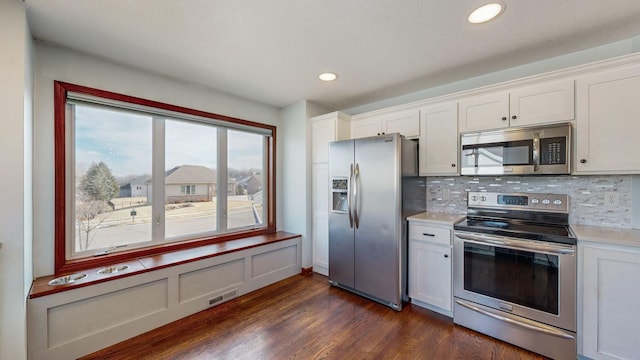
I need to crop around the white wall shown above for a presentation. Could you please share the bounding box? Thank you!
[278,101,330,270]
[279,101,310,266]
[33,43,281,276]
[0,1,33,359]
[343,35,640,115]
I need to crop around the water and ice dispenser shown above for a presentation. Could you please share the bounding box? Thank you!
[331,177,349,213]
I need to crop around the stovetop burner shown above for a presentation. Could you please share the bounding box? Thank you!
[454,191,576,245]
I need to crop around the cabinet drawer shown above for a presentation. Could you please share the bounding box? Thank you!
[409,224,451,245]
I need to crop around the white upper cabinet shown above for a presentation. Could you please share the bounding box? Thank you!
[458,79,574,133]
[510,79,574,127]
[458,91,509,132]
[351,117,383,139]
[351,108,420,139]
[419,102,458,176]
[575,64,640,174]
[311,112,350,164]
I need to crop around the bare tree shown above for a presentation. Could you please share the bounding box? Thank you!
[76,193,111,251]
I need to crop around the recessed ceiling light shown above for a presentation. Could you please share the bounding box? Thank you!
[318,72,338,81]
[468,3,504,24]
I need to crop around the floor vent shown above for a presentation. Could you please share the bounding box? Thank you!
[208,289,238,307]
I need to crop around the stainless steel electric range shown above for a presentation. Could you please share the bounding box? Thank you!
[453,191,576,360]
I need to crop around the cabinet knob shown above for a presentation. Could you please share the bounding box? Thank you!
[580,159,587,164]
[377,133,380,135]
[444,254,449,258]
[501,116,507,121]
[511,115,517,120]
[451,163,456,167]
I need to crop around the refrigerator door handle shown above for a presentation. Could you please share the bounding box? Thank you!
[348,163,354,228]
[354,163,360,229]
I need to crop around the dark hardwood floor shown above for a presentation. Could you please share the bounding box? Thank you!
[80,273,546,360]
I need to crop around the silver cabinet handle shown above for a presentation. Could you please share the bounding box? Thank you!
[422,233,435,237]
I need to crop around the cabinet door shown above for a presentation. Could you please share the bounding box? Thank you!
[419,102,458,175]
[351,117,382,139]
[575,65,640,174]
[382,109,420,138]
[509,79,574,127]
[458,92,509,132]
[312,163,329,275]
[311,119,336,164]
[408,241,452,312]
[582,244,640,359]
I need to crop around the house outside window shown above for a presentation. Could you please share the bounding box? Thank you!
[54,81,276,273]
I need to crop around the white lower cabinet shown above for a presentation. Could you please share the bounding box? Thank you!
[580,242,640,360]
[408,221,452,316]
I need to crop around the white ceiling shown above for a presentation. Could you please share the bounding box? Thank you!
[25,0,640,110]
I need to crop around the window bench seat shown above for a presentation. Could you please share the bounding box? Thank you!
[30,231,301,299]
[27,232,302,360]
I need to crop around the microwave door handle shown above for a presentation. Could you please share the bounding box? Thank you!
[533,132,540,172]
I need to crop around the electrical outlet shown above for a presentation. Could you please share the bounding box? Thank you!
[604,191,619,207]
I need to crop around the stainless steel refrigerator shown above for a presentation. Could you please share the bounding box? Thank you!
[328,133,426,311]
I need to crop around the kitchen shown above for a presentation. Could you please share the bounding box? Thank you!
[3,1,640,360]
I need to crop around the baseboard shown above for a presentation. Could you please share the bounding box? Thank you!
[301,267,313,276]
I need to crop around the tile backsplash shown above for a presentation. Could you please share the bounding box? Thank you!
[426,175,632,228]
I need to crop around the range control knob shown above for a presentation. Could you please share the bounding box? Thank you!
[471,196,478,201]
[553,199,563,205]
[542,199,551,205]
[480,196,487,201]
[531,198,540,204]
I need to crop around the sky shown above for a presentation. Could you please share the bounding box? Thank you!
[74,104,264,177]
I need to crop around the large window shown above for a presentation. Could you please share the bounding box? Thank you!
[55,81,275,273]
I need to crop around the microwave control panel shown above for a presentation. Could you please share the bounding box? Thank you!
[540,137,567,165]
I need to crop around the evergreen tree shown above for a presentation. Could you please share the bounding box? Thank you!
[79,161,119,201]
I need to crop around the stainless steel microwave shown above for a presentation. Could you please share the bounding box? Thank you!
[460,123,571,176]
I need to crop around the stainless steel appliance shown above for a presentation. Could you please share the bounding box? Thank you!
[460,123,571,176]
[328,133,425,311]
[453,192,577,359]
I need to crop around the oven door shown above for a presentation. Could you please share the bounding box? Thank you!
[453,231,576,332]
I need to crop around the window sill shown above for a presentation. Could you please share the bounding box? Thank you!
[30,231,301,299]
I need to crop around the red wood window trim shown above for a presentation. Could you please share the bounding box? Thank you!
[54,81,277,275]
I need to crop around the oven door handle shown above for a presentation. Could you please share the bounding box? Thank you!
[455,231,575,255]
[455,298,575,340]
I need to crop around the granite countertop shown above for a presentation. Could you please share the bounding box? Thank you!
[407,212,466,226]
[572,224,640,249]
